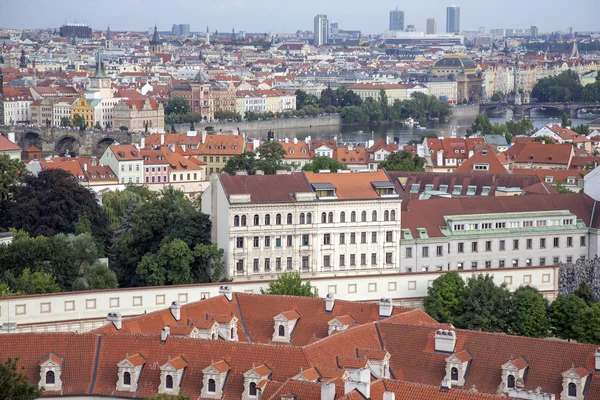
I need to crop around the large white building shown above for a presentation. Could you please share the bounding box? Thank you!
[314,14,329,47]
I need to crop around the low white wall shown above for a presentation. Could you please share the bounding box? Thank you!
[0,266,558,333]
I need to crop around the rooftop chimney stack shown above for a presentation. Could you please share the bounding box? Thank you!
[83,163,88,172]
[7,132,16,143]
[383,392,396,400]
[219,285,233,302]
[321,382,336,400]
[595,348,600,371]
[140,137,145,149]
[160,133,165,145]
[434,329,457,353]
[170,300,181,321]
[160,326,170,344]
[379,298,393,317]
[107,312,122,330]
[325,294,335,313]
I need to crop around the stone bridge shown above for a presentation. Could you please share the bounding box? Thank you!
[480,102,600,119]
[0,126,143,157]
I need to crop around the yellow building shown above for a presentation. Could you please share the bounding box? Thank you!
[72,97,95,127]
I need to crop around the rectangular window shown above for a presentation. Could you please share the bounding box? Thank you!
[361,232,367,244]
[371,232,377,243]
[495,222,506,229]
[236,237,244,248]
[302,256,309,270]
[512,259,518,267]
[236,259,244,272]
[540,238,546,248]
[539,257,546,266]
[275,257,282,270]
[499,240,505,251]
[287,235,293,247]
[339,254,345,266]
[386,252,393,264]
[265,236,271,247]
[386,231,393,242]
[275,237,282,247]
[422,246,429,258]
[566,256,573,263]
[567,237,573,247]
[499,259,505,268]
[526,258,532,266]
[436,246,443,256]
[339,233,345,244]
[554,237,560,248]
[264,258,271,271]
[406,247,412,258]
[457,262,464,270]
[485,260,492,268]
[253,258,259,272]
[471,261,478,269]
[302,234,309,246]
[513,240,519,250]
[471,242,478,253]
[350,233,356,244]
[581,236,586,246]
[323,234,331,245]
[324,255,331,267]
[286,257,292,270]
[371,253,377,265]
[253,236,259,248]
[360,254,366,266]
[485,241,492,251]
[350,254,356,266]
[553,256,560,265]
[458,242,464,253]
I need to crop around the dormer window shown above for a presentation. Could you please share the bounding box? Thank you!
[507,374,515,388]
[46,371,55,385]
[451,367,458,381]
[208,379,216,392]
[116,354,145,392]
[444,349,471,387]
[561,366,590,400]
[166,375,173,389]
[123,372,131,386]
[159,356,187,394]
[278,324,285,336]
[569,382,577,397]
[201,360,230,398]
[243,365,271,400]
[272,310,300,343]
[39,353,63,391]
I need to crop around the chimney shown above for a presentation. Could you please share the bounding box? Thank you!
[379,298,393,317]
[253,139,260,151]
[321,383,336,400]
[7,132,16,143]
[468,150,474,158]
[383,392,395,400]
[170,300,181,321]
[160,326,170,344]
[437,150,444,166]
[202,131,207,144]
[595,348,600,371]
[325,294,335,313]
[219,285,233,301]
[160,133,165,145]
[348,144,353,151]
[181,144,186,152]
[83,163,88,172]
[293,137,298,144]
[107,312,122,330]
[91,156,97,166]
[386,136,390,145]
[434,329,456,353]
[344,368,371,398]
[140,137,145,149]
[284,137,289,143]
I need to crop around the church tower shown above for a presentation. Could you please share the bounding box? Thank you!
[19,49,27,69]
[149,25,162,54]
[232,26,236,41]
[571,41,580,59]
[105,26,113,49]
[87,50,112,99]
[206,26,210,45]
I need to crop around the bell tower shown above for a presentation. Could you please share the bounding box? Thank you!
[87,50,112,99]
[105,26,113,49]
[149,25,162,54]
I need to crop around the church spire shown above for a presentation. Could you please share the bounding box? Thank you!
[232,26,236,41]
[570,41,580,59]
[93,49,107,78]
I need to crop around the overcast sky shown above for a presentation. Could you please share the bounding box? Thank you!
[1,0,598,34]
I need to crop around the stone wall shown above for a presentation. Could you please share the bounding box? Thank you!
[451,105,480,118]
[172,115,341,134]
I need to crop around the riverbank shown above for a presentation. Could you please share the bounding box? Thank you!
[173,115,341,134]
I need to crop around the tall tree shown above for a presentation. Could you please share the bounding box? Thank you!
[378,151,425,171]
[302,156,348,173]
[136,238,194,286]
[509,286,549,337]
[222,152,257,175]
[549,295,587,341]
[260,271,317,297]
[0,358,43,400]
[574,302,600,344]
[423,272,465,324]
[458,274,512,332]
[256,141,288,174]
[0,155,28,229]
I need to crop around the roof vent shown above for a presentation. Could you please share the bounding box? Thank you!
[170,300,181,321]
[379,298,393,317]
[219,285,233,302]
[325,294,335,313]
[107,312,122,330]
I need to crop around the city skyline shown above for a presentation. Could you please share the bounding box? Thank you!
[0,0,598,34]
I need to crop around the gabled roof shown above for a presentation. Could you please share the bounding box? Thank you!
[163,356,188,370]
[119,353,146,367]
[109,144,142,161]
[219,172,311,204]
[505,142,573,166]
[455,144,509,174]
[204,360,231,373]
[0,135,21,152]
[39,352,64,366]
[304,170,393,200]
[337,356,370,369]
[277,310,301,321]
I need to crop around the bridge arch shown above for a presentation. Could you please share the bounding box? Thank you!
[55,136,81,156]
[95,137,117,156]
[19,131,43,151]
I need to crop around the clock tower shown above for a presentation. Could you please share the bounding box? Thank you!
[87,50,112,99]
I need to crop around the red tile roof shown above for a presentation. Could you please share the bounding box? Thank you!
[0,134,21,151]
[505,142,573,167]
[455,144,509,174]
[219,172,311,204]
[304,170,392,200]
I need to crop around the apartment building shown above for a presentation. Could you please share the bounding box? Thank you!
[347,83,428,105]
[99,144,144,184]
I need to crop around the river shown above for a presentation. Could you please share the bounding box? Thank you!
[264,109,599,145]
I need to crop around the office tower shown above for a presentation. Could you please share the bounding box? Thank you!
[314,14,329,46]
[446,5,460,33]
[406,24,415,32]
[389,8,405,31]
[172,24,190,35]
[426,18,438,34]
[530,26,538,38]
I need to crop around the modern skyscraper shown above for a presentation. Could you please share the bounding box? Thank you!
[426,18,438,34]
[446,6,460,33]
[530,25,538,38]
[314,14,329,47]
[389,8,405,31]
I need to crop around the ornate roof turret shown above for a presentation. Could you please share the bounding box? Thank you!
[93,49,107,78]
[150,25,160,45]
[106,25,112,41]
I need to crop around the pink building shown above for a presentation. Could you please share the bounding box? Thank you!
[141,149,169,184]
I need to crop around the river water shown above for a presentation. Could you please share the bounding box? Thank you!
[266,109,599,145]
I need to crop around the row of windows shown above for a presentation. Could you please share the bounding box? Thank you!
[120,163,141,172]
[452,218,575,232]
[406,236,587,258]
[146,166,168,173]
[202,156,228,163]
[232,210,397,227]
[405,255,587,273]
[236,231,395,249]
[145,175,167,183]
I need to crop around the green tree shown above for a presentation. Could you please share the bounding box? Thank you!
[458,274,512,332]
[59,116,72,127]
[302,156,348,172]
[509,286,549,337]
[94,122,102,130]
[572,124,590,135]
[423,272,465,324]
[13,268,60,295]
[5,169,111,245]
[549,295,587,341]
[165,96,191,115]
[294,89,308,110]
[256,141,288,174]
[214,110,242,121]
[553,183,572,194]
[0,358,43,400]
[0,155,28,229]
[192,243,225,283]
[491,91,504,102]
[574,281,596,306]
[532,135,556,144]
[532,70,583,102]
[222,152,257,175]
[561,112,571,128]
[136,238,194,286]
[72,262,119,291]
[72,114,84,128]
[260,271,317,297]
[378,151,425,171]
[470,115,494,135]
[574,302,600,344]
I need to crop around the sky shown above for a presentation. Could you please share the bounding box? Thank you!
[0,0,598,35]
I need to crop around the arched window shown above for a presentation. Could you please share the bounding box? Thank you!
[123,371,131,386]
[450,367,458,381]
[507,375,515,389]
[208,378,216,392]
[234,215,240,226]
[384,210,389,221]
[328,212,333,223]
[372,210,377,221]
[253,214,260,225]
[166,374,174,389]
[300,213,305,224]
[276,214,282,224]
[230,327,235,339]
[265,214,271,225]
[307,213,312,224]
[212,332,216,340]
[287,213,293,224]
[249,382,257,396]
[46,371,55,385]
[321,212,327,223]
[241,215,247,226]
[340,211,346,223]
[351,211,356,222]
[391,210,396,221]
[361,211,367,222]
[278,324,285,336]
[568,382,577,397]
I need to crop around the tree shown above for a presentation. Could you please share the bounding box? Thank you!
[192,243,225,283]
[572,124,590,136]
[165,96,191,115]
[294,89,308,110]
[260,271,317,297]
[12,268,60,295]
[532,70,583,102]
[509,286,549,337]
[222,152,257,175]
[302,156,348,172]
[458,274,512,332]
[470,115,494,135]
[561,112,571,128]
[549,295,587,341]
[72,114,84,128]
[532,135,556,144]
[574,281,596,306]
[256,141,288,174]
[553,183,572,194]
[423,272,465,324]
[0,358,43,400]
[378,151,425,171]
[5,169,111,245]
[136,238,194,286]
[59,116,72,127]
[491,91,504,102]
[72,262,119,291]
[574,302,600,344]
[0,155,28,229]
[94,122,102,130]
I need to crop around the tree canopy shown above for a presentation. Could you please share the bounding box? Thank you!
[509,286,549,338]
[0,358,43,400]
[222,152,258,175]
[423,271,465,324]
[302,156,348,173]
[531,70,590,102]
[378,151,425,171]
[0,155,28,229]
[165,96,191,115]
[458,274,512,332]
[260,271,317,297]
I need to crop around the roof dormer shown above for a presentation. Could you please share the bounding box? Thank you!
[328,315,355,335]
[212,314,239,341]
[561,366,591,400]
[201,360,231,399]
[272,310,300,343]
[500,357,528,393]
[38,353,63,392]
[158,356,187,395]
[444,350,472,387]
[168,324,201,338]
[193,319,220,340]
[357,348,391,379]
[293,367,321,382]
[243,364,272,400]
[116,353,146,392]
